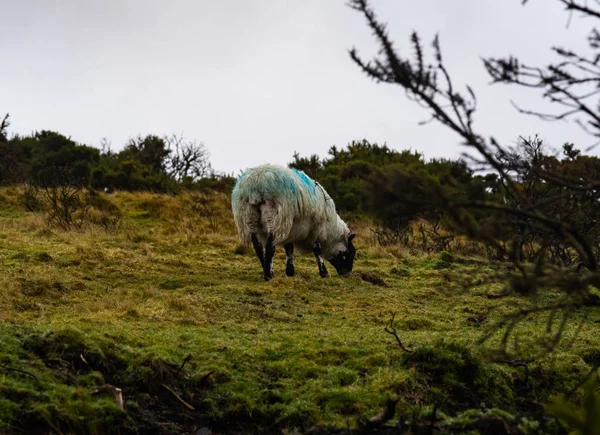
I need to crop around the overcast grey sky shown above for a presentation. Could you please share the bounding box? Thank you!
[0,1,595,175]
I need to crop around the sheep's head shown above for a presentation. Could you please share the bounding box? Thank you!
[328,232,356,275]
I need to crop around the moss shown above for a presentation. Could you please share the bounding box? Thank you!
[0,329,130,433]
[402,341,515,411]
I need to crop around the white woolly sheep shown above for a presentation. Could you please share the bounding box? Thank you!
[231,164,356,281]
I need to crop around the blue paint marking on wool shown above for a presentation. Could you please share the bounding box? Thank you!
[267,168,301,200]
[231,166,318,212]
[291,168,317,197]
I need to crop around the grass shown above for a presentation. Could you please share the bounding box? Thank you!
[0,186,598,434]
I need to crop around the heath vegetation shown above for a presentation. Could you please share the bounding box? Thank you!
[2,0,600,433]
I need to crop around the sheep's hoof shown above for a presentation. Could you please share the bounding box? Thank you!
[263,273,274,281]
[319,271,330,278]
[286,265,295,277]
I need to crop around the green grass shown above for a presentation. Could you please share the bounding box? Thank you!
[0,187,598,434]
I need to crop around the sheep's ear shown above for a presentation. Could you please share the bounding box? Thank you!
[348,232,355,243]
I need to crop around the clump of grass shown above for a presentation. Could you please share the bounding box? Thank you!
[159,278,185,290]
[401,341,515,411]
[34,252,53,263]
[401,317,435,331]
[18,278,65,297]
[439,250,454,264]
[390,265,411,276]
[234,244,248,255]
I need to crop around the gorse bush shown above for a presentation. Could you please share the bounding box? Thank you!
[17,183,123,232]
[290,139,492,227]
[0,119,233,194]
[291,135,600,263]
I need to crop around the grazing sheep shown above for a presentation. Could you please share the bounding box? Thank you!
[231,164,356,280]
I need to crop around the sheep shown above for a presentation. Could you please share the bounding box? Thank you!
[231,164,356,280]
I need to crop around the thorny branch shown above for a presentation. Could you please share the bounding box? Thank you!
[347,0,514,190]
[348,0,600,361]
[487,1,600,139]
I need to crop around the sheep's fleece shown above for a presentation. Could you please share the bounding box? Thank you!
[231,164,350,259]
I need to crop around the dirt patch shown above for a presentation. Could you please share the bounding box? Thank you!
[358,271,388,287]
[34,252,54,263]
[18,279,65,297]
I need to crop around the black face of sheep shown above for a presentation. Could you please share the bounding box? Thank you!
[328,233,356,276]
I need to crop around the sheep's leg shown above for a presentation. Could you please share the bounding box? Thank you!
[251,233,265,268]
[284,243,294,277]
[312,241,329,278]
[263,232,276,281]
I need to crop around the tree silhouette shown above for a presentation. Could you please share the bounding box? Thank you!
[165,133,213,182]
[0,113,9,142]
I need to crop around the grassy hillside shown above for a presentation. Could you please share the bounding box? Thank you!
[0,186,598,434]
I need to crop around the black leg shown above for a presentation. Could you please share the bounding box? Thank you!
[263,232,275,281]
[251,233,264,268]
[284,243,294,277]
[312,241,329,278]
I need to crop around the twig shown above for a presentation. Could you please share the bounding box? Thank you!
[368,397,398,424]
[175,354,192,377]
[80,353,90,367]
[384,312,413,352]
[199,370,215,385]
[0,363,39,382]
[161,383,195,410]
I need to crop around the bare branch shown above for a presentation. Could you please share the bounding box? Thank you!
[384,312,413,353]
[165,133,213,182]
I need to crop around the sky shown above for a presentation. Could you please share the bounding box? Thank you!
[1,1,596,175]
